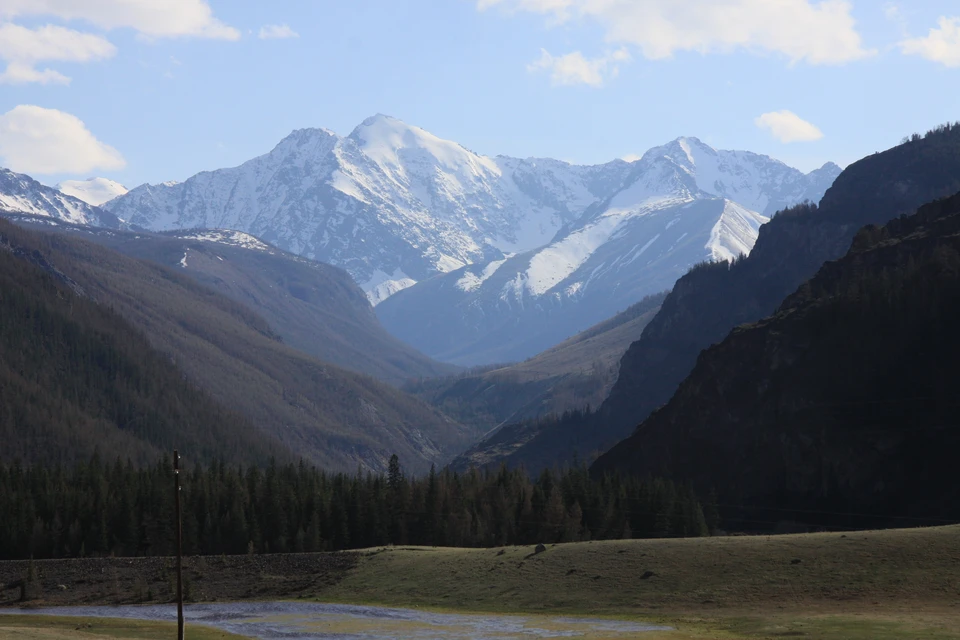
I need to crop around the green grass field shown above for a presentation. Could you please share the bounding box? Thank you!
[314,524,960,638]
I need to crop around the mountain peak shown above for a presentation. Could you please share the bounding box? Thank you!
[56,177,128,206]
[278,126,338,144]
[359,113,403,127]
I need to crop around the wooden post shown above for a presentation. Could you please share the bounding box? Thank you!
[174,449,184,640]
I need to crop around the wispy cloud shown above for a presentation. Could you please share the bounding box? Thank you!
[259,24,299,40]
[0,23,116,85]
[900,16,960,68]
[527,48,630,87]
[0,105,126,174]
[0,1,241,85]
[755,110,824,143]
[481,0,874,66]
[0,0,240,40]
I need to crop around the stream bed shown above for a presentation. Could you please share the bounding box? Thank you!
[3,601,673,638]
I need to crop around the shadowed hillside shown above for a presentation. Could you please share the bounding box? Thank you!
[487,123,960,474]
[594,189,960,529]
[0,217,470,473]
[0,220,284,466]
[78,226,457,385]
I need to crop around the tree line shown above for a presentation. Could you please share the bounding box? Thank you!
[0,454,714,560]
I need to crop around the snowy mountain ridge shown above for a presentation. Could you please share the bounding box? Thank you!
[104,114,641,303]
[375,134,839,365]
[56,177,128,206]
[0,168,121,229]
[2,115,840,365]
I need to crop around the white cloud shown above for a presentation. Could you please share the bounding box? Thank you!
[900,17,960,68]
[0,105,126,174]
[0,0,240,40]
[480,0,873,65]
[259,24,299,40]
[0,22,116,85]
[0,62,69,85]
[755,110,824,143]
[527,48,630,87]
[621,153,642,162]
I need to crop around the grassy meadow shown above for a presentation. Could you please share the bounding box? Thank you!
[315,524,960,638]
[2,525,958,638]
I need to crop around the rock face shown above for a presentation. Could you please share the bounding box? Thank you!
[377,138,839,365]
[593,187,960,528]
[0,168,121,228]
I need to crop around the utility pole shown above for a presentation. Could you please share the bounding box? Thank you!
[173,449,184,640]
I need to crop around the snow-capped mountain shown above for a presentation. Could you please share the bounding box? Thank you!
[100,116,838,365]
[376,137,840,365]
[56,177,128,206]
[105,115,634,302]
[0,168,121,228]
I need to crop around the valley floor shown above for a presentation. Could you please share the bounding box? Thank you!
[2,525,959,638]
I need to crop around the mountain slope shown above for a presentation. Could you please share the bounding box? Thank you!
[593,122,960,453]
[0,218,286,467]
[470,124,960,474]
[105,115,634,302]
[56,177,128,206]
[408,291,666,434]
[68,226,457,384]
[0,216,471,474]
[378,138,838,365]
[593,188,960,528]
[440,292,667,471]
[0,168,121,228]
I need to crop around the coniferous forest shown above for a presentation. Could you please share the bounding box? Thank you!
[0,455,711,561]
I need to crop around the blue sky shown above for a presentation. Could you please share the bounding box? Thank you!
[0,0,959,187]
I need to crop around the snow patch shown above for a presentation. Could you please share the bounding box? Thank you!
[707,200,769,262]
[364,268,418,306]
[523,195,688,297]
[456,258,507,292]
[177,229,273,252]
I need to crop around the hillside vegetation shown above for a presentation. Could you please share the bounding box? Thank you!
[78,226,456,384]
[0,217,469,473]
[0,220,283,467]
